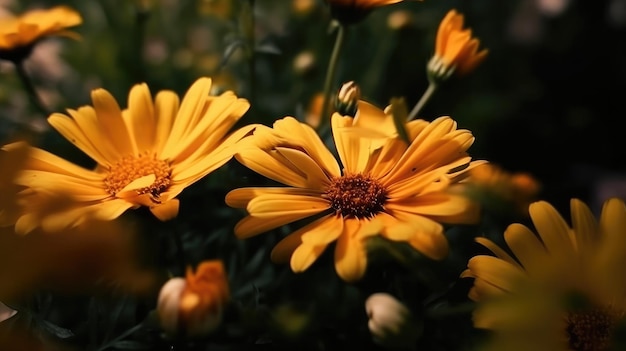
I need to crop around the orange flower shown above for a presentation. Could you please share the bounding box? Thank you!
[0,6,82,61]
[157,260,230,337]
[429,9,488,79]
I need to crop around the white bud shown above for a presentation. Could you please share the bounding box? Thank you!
[156,277,186,336]
[365,293,421,349]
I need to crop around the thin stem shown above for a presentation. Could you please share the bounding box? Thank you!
[318,23,346,134]
[248,0,256,108]
[14,61,51,117]
[406,82,437,121]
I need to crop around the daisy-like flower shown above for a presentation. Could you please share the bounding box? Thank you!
[325,0,418,25]
[226,106,481,282]
[0,5,82,62]
[427,9,488,81]
[1,77,253,234]
[462,198,626,351]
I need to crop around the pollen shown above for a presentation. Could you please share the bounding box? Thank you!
[103,153,172,199]
[566,305,623,351]
[324,173,387,219]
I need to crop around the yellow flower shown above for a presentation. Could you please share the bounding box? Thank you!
[2,77,253,234]
[428,9,488,80]
[465,163,541,216]
[157,260,230,337]
[462,198,626,351]
[226,108,481,282]
[0,6,82,61]
[326,0,417,25]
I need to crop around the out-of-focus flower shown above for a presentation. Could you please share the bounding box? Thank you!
[387,9,414,30]
[463,198,626,351]
[293,50,317,76]
[305,93,324,128]
[325,0,418,25]
[157,260,230,338]
[292,0,318,16]
[427,9,488,82]
[0,215,158,300]
[1,77,254,234]
[464,163,541,216]
[366,293,421,349]
[198,0,234,19]
[226,111,481,282]
[0,6,82,62]
[335,81,361,118]
[0,301,16,323]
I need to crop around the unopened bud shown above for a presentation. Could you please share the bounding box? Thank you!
[157,260,230,338]
[365,293,421,349]
[335,81,361,117]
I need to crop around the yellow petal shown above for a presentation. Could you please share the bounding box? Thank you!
[333,219,369,282]
[246,193,329,218]
[466,255,526,292]
[290,243,327,273]
[503,223,549,276]
[270,214,338,263]
[92,88,134,156]
[150,199,180,221]
[528,201,575,260]
[126,83,156,153]
[154,90,180,153]
[225,187,322,209]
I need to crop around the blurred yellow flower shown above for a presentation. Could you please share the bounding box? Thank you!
[1,77,254,234]
[157,260,230,337]
[0,6,82,61]
[463,198,626,351]
[465,163,541,216]
[428,9,488,80]
[226,111,481,282]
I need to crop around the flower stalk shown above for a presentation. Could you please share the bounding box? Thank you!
[318,23,346,134]
[407,81,437,121]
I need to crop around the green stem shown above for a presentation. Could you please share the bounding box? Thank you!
[14,61,50,118]
[318,23,346,134]
[406,82,437,121]
[248,0,256,107]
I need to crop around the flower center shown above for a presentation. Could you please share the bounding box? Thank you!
[324,173,387,219]
[566,306,623,351]
[103,153,172,200]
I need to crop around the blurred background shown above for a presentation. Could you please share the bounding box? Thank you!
[1,0,626,349]
[3,0,626,216]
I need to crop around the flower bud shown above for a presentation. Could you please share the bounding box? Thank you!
[335,81,361,117]
[365,293,421,349]
[157,260,230,338]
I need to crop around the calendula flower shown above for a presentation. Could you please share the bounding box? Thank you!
[1,77,253,234]
[462,198,626,351]
[0,6,82,62]
[326,0,417,25]
[157,260,230,338]
[226,108,481,282]
[427,9,488,81]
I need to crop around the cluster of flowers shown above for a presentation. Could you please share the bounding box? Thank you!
[0,1,624,350]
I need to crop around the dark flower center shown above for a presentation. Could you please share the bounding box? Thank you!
[324,173,387,219]
[566,306,623,351]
